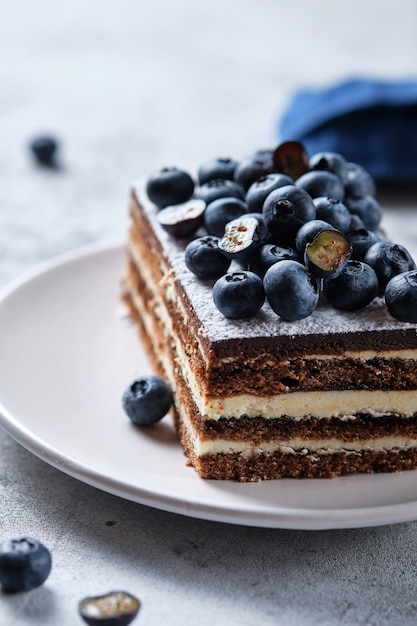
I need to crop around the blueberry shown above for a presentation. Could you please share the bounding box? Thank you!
[194,178,246,204]
[304,229,352,279]
[246,173,293,213]
[233,152,275,190]
[213,271,265,318]
[296,170,345,201]
[244,212,271,244]
[218,216,261,261]
[308,151,348,184]
[29,135,59,167]
[264,260,319,321]
[146,167,194,209]
[197,157,238,185]
[185,236,231,279]
[323,260,379,311]
[344,162,376,197]
[364,241,416,296]
[385,270,417,322]
[273,140,308,180]
[249,243,299,277]
[348,226,381,261]
[0,536,52,592]
[204,197,248,237]
[313,196,351,233]
[344,194,383,230]
[79,591,141,626]
[122,376,173,426]
[295,219,336,255]
[156,199,206,238]
[262,184,316,246]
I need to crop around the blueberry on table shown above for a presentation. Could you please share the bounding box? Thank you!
[156,198,206,238]
[0,536,52,592]
[79,591,140,626]
[122,376,173,426]
[246,173,294,213]
[185,236,231,279]
[323,260,379,311]
[385,270,417,322]
[264,260,319,321]
[296,170,345,201]
[146,167,194,209]
[213,271,265,319]
[273,140,308,180]
[304,229,352,279]
[197,157,238,185]
[262,184,316,246]
[364,241,416,296]
[29,135,59,167]
[194,178,246,204]
[313,196,351,233]
[308,151,348,184]
[249,243,299,277]
[204,197,248,237]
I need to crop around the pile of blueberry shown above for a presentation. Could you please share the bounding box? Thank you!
[146,141,417,323]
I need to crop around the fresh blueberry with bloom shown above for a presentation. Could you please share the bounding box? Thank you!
[344,162,376,198]
[194,178,246,205]
[122,376,173,426]
[246,173,293,213]
[313,196,351,233]
[185,236,231,279]
[262,184,316,246]
[233,152,275,190]
[364,241,416,296]
[296,170,345,201]
[0,536,52,592]
[348,226,381,261]
[204,197,248,237]
[344,194,383,231]
[308,151,349,184]
[213,271,265,319]
[263,260,319,321]
[197,157,238,185]
[249,243,299,277]
[146,167,194,209]
[385,270,417,322]
[323,260,379,311]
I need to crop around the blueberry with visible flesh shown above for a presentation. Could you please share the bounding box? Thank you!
[348,226,381,261]
[213,271,265,319]
[344,194,383,231]
[156,199,206,238]
[295,219,336,255]
[194,178,246,204]
[296,170,345,201]
[323,260,379,311]
[197,157,238,185]
[344,162,376,198]
[79,591,140,626]
[249,243,299,277]
[262,185,316,246]
[204,197,248,237]
[264,260,319,321]
[246,173,293,213]
[146,167,194,209]
[185,236,231,279]
[309,151,348,184]
[273,141,308,180]
[364,241,416,296]
[385,270,417,322]
[313,196,351,233]
[218,216,261,261]
[304,229,352,279]
[0,536,52,592]
[233,152,275,190]
[122,376,173,426]
[29,135,59,167]
[244,212,270,244]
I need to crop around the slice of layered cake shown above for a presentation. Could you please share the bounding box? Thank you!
[122,143,417,481]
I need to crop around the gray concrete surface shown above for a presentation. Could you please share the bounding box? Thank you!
[1,1,417,624]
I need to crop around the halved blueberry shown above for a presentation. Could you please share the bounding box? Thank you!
[0,536,52,592]
[385,270,417,322]
[273,141,308,180]
[185,236,231,279]
[364,241,416,296]
[323,260,379,311]
[296,170,345,201]
[156,199,206,238]
[197,157,238,185]
[79,591,140,626]
[146,167,194,208]
[122,376,173,426]
[204,197,248,237]
[304,229,352,279]
[264,260,319,321]
[213,271,265,318]
[295,219,336,255]
[218,216,261,261]
[262,185,316,246]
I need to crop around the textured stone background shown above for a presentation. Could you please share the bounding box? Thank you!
[1,1,417,624]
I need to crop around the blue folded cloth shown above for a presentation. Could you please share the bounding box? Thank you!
[279,78,417,183]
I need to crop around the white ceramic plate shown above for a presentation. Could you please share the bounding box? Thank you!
[2,242,417,530]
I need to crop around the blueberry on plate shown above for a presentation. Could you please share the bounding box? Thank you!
[185,236,231,279]
[385,270,417,322]
[246,173,293,213]
[218,216,261,262]
[304,229,352,279]
[249,243,299,277]
[344,194,383,231]
[0,536,52,592]
[122,376,173,426]
[364,241,416,296]
[323,260,379,311]
[156,199,206,238]
[262,185,316,246]
[79,591,140,626]
[263,260,319,321]
[213,271,265,319]
[273,140,308,180]
[344,162,376,198]
[194,178,246,205]
[296,170,345,201]
[146,167,194,209]
[308,151,348,184]
[197,157,238,185]
[233,152,275,190]
[29,135,59,167]
[313,196,351,233]
[204,197,248,237]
